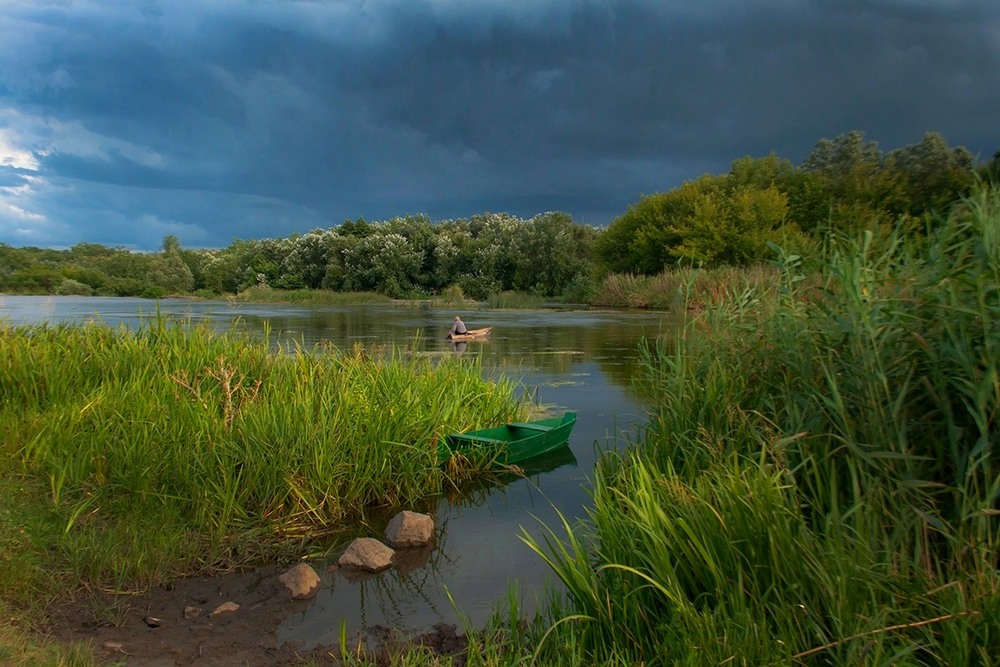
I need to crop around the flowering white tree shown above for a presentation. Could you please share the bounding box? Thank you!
[343,231,424,297]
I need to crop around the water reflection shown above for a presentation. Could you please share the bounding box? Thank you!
[281,446,579,650]
[446,445,578,509]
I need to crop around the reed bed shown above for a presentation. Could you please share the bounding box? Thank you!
[589,264,780,310]
[523,186,1000,665]
[233,285,392,304]
[0,320,522,592]
[486,291,547,310]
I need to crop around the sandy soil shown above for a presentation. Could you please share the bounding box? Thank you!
[42,565,467,666]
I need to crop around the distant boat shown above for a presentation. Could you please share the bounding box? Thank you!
[440,412,577,465]
[446,326,492,341]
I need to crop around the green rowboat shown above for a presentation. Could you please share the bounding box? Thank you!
[440,412,577,465]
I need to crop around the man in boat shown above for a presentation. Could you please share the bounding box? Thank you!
[447,315,469,338]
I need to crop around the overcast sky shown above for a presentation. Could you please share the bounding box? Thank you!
[1,0,997,251]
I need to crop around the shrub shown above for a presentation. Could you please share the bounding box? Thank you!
[55,279,94,296]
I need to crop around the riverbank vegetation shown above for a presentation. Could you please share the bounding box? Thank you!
[232,285,393,305]
[511,185,1000,664]
[1,131,995,309]
[298,188,1000,666]
[329,183,1000,666]
[0,321,524,659]
[1,133,998,664]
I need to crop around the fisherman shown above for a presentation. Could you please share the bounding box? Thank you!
[447,315,469,338]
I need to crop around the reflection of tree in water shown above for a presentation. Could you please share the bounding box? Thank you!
[214,306,679,400]
[480,325,677,398]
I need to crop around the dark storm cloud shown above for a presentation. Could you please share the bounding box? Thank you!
[0,0,997,249]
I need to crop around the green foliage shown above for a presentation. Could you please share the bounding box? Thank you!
[0,321,524,598]
[485,291,546,309]
[343,230,425,297]
[597,162,794,273]
[147,251,194,294]
[0,129,981,307]
[522,185,1000,665]
[881,132,977,218]
[559,272,598,304]
[511,212,591,296]
[594,130,979,278]
[54,279,93,296]
[5,264,63,293]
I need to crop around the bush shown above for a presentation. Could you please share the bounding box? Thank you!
[54,279,94,296]
[559,273,598,304]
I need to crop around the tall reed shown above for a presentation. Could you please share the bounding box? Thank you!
[0,319,522,589]
[233,285,392,304]
[589,265,780,311]
[523,186,1000,664]
[486,291,547,310]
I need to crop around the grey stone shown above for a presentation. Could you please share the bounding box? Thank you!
[338,537,395,572]
[384,510,435,548]
[277,562,322,600]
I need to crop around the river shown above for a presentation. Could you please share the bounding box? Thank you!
[0,294,680,646]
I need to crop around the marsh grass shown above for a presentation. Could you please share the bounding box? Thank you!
[521,186,1000,665]
[233,285,392,304]
[589,264,780,310]
[486,291,547,310]
[0,319,523,605]
[0,621,96,667]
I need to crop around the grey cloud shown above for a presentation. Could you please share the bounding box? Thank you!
[0,0,997,250]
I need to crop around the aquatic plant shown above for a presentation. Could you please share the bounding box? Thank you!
[0,319,522,590]
[523,185,1000,664]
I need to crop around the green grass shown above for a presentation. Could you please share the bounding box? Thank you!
[485,291,547,310]
[589,264,780,310]
[0,319,523,614]
[7,187,1000,665]
[233,285,393,304]
[517,185,1000,665]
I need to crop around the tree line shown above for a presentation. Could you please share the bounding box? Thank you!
[1,131,996,302]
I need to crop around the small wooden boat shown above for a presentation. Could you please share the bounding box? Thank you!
[446,326,492,341]
[440,412,577,465]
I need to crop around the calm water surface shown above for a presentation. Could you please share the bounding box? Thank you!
[0,295,679,646]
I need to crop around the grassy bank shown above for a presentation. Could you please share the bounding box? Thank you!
[589,263,781,311]
[520,186,1000,664]
[0,321,523,648]
[232,285,394,304]
[6,185,1000,663]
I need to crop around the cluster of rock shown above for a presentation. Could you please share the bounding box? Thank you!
[277,510,436,600]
